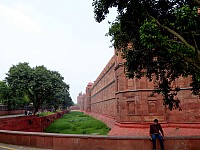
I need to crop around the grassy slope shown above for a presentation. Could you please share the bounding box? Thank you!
[38,112,55,116]
[44,111,110,135]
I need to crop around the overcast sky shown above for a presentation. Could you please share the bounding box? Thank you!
[0,0,116,103]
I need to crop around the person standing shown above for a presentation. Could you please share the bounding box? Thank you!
[150,119,164,150]
[25,110,27,115]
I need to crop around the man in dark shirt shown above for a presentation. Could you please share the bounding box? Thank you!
[150,119,164,150]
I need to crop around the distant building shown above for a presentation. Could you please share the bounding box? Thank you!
[70,104,80,111]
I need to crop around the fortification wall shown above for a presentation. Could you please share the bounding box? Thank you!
[77,50,200,124]
[166,89,200,123]
[90,56,116,118]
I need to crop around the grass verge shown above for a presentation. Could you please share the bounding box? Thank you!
[44,111,110,135]
[38,111,55,116]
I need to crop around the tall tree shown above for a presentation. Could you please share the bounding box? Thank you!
[5,62,72,113]
[46,71,73,110]
[93,0,200,110]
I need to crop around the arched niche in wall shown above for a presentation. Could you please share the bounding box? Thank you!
[126,97,135,115]
[148,97,157,115]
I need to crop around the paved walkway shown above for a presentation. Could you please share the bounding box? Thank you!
[0,143,51,150]
[86,112,200,137]
[0,114,25,119]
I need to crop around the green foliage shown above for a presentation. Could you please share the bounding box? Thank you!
[0,80,29,109]
[38,111,55,116]
[93,0,200,110]
[44,111,110,135]
[5,62,73,113]
[0,81,9,103]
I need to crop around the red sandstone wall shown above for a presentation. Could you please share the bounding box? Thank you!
[77,93,86,111]
[0,115,42,132]
[0,111,68,132]
[90,56,116,118]
[113,56,200,123]
[0,130,199,150]
[167,89,200,123]
[0,110,25,116]
[78,50,200,124]
[115,75,200,123]
[70,104,80,110]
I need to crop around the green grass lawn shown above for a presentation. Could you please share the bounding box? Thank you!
[44,111,110,135]
[38,111,55,116]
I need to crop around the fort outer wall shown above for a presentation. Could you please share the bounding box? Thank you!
[0,130,200,150]
[90,55,116,118]
[77,50,200,125]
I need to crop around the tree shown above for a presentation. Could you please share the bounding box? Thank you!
[93,0,200,110]
[0,80,29,110]
[45,71,73,110]
[61,92,74,109]
[0,81,9,106]
[5,62,72,113]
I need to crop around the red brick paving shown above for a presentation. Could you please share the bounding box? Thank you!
[86,112,200,137]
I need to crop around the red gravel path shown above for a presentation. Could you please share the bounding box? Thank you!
[86,112,200,137]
